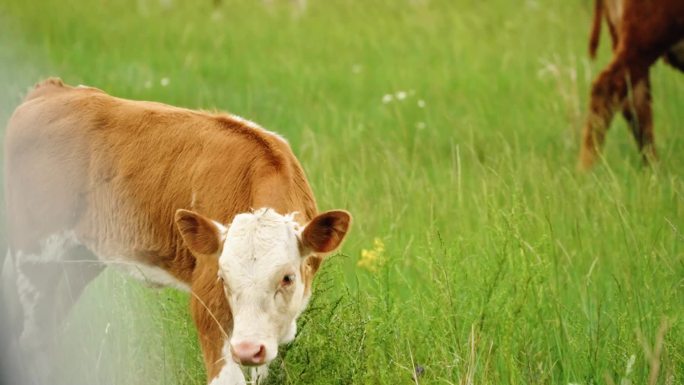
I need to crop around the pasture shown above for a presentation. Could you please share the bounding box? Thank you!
[1,0,683,384]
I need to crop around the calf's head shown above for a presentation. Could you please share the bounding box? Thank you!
[175,208,351,366]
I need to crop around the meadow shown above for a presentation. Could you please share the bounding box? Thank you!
[0,0,683,384]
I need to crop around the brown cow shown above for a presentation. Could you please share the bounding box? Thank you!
[579,0,684,170]
[2,78,351,385]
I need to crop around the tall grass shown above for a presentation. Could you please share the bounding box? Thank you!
[1,0,682,384]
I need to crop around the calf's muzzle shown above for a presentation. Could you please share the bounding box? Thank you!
[231,341,267,366]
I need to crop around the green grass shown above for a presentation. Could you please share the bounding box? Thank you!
[1,0,683,384]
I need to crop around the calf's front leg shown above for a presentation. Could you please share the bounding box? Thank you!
[190,266,245,385]
[621,76,657,165]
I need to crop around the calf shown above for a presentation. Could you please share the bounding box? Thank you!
[579,0,684,170]
[2,78,351,384]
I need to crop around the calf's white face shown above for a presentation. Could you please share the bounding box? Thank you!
[175,207,351,367]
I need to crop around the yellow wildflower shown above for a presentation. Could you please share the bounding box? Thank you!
[357,237,386,272]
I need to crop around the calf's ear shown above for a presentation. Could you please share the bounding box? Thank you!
[175,209,226,257]
[300,210,352,254]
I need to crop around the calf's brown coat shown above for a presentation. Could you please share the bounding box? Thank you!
[4,78,328,382]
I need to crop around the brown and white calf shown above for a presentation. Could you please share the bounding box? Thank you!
[2,78,351,384]
[579,0,684,170]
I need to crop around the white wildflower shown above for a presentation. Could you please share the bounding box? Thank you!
[382,94,393,103]
[625,354,635,375]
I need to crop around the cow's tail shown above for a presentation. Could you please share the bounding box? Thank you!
[588,0,603,59]
[23,77,66,102]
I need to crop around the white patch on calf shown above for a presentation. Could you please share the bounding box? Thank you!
[111,258,190,292]
[191,191,198,209]
[14,261,39,347]
[12,231,80,348]
[209,341,246,385]
[230,114,289,144]
[218,208,309,364]
[39,231,79,261]
[281,320,297,344]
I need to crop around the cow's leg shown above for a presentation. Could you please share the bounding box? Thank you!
[208,352,247,385]
[621,76,657,165]
[1,250,34,385]
[578,51,653,170]
[194,329,246,385]
[579,59,629,169]
[190,264,245,385]
[2,250,22,335]
[5,233,103,384]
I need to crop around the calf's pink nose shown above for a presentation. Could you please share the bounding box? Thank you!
[231,341,266,366]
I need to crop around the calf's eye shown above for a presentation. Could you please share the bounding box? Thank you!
[282,274,296,286]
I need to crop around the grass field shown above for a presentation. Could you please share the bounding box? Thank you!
[1,0,683,384]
